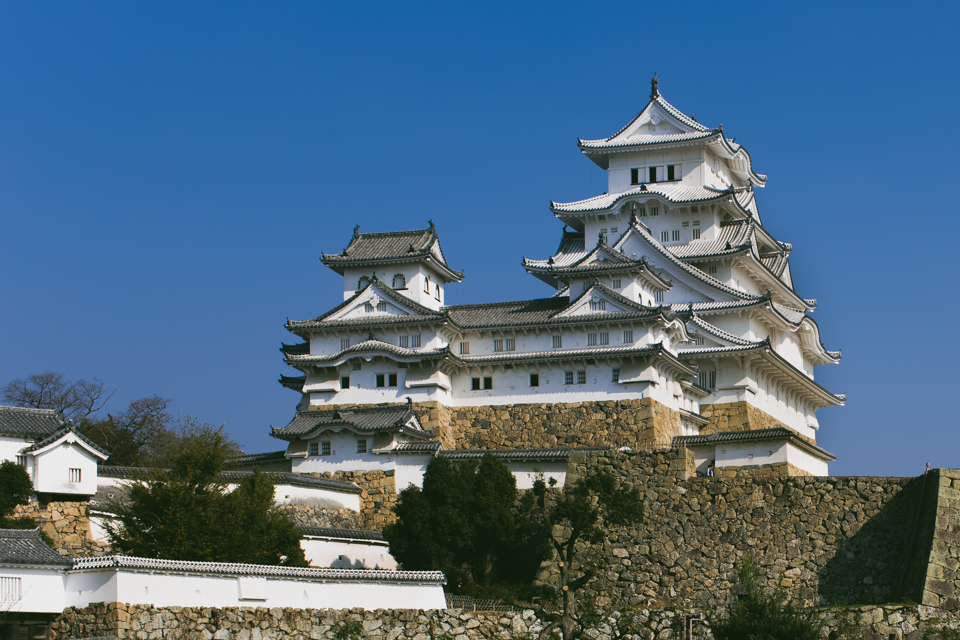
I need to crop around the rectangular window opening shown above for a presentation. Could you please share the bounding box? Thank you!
[505,338,516,351]
[649,166,657,183]
[341,338,350,350]
[69,468,81,483]
[552,335,563,348]
[707,265,718,274]
[530,373,539,387]
[692,228,701,240]
[668,164,680,181]
[15,455,26,467]
[0,577,22,602]
[376,301,387,312]
[493,339,504,352]
[612,368,621,383]
[460,342,470,355]
[672,230,680,242]
[364,302,374,312]
[321,442,331,456]
[650,206,659,216]
[352,360,362,370]
[623,330,633,343]
[564,371,574,385]
[577,371,586,385]
[411,334,422,348]
[399,335,409,348]
[341,376,350,389]
[599,332,609,345]
[376,374,386,387]
[471,377,481,391]
[389,373,397,387]
[698,371,717,390]
[483,377,493,390]
[357,440,367,454]
[587,333,597,346]
[309,442,319,456]
[661,231,670,242]
[631,168,640,185]
[612,279,621,289]
[654,291,664,304]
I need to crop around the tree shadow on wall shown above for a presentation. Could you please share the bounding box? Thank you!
[817,474,933,606]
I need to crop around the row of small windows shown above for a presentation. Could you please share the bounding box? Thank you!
[339,373,397,388]
[634,206,659,218]
[363,301,388,312]
[470,368,625,391]
[698,371,717,389]
[631,164,681,185]
[341,335,422,350]
[660,221,702,243]
[308,439,368,456]
[356,274,439,300]
[460,331,633,354]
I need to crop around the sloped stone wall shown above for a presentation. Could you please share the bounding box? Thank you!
[50,602,960,640]
[699,400,815,444]
[12,501,108,557]
[568,450,929,609]
[920,469,960,609]
[323,470,398,530]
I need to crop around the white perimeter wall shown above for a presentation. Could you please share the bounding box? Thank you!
[301,538,397,570]
[0,436,28,465]
[0,566,66,614]
[64,569,445,610]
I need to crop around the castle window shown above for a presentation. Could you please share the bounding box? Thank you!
[494,339,504,352]
[589,300,606,311]
[321,442,331,456]
[411,334,422,348]
[505,338,515,351]
[392,274,406,289]
[399,336,409,348]
[668,164,680,181]
[693,228,701,240]
[630,168,642,185]
[341,376,350,389]
[460,342,470,355]
[564,371,574,385]
[661,231,670,242]
[671,230,680,242]
[552,336,563,349]
[682,221,689,228]
[612,368,620,383]
[623,330,633,343]
[364,302,374,312]
[69,468,81,483]
[599,332,609,345]
[577,371,586,384]
[435,284,441,301]
[358,276,370,290]
[650,207,659,216]
[654,291,664,303]
[0,577,22,602]
[376,301,387,312]
[612,279,621,289]
[471,378,481,390]
[637,207,646,218]
[649,166,659,183]
[698,371,717,389]
[707,265,717,274]
[341,338,350,350]
[309,442,319,456]
[483,377,493,390]
[610,227,618,234]
[352,360,362,370]
[691,335,705,346]
[15,455,26,467]
[424,276,430,293]
[376,373,398,388]
[530,373,539,387]
[587,333,597,346]
[357,440,367,454]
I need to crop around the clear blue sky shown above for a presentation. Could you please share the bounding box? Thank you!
[1,2,957,476]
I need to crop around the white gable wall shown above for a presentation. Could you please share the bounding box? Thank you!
[33,442,99,496]
[0,435,29,465]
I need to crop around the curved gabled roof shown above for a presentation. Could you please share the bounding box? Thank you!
[0,405,65,439]
[271,405,431,442]
[523,236,672,291]
[575,80,767,186]
[551,183,754,215]
[285,339,452,369]
[321,222,463,282]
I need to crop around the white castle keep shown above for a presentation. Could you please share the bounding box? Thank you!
[277,77,843,477]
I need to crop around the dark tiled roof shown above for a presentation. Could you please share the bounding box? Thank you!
[320,225,462,281]
[98,466,362,494]
[299,527,386,542]
[672,427,836,461]
[373,441,442,454]
[71,555,444,583]
[271,405,424,440]
[0,405,65,438]
[284,340,451,367]
[280,342,309,356]
[21,426,110,458]
[0,529,72,567]
[440,446,608,462]
[227,450,288,466]
[279,375,306,392]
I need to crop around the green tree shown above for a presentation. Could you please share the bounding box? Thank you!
[709,554,821,640]
[0,461,33,519]
[526,472,644,640]
[384,454,548,588]
[107,425,306,566]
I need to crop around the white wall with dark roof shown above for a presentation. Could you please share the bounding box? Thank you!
[32,439,100,496]
[0,566,68,614]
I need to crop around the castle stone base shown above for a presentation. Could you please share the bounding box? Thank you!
[699,400,816,444]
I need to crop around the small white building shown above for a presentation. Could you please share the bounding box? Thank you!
[0,406,109,498]
[299,527,397,570]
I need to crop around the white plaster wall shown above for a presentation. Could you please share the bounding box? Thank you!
[785,442,830,476]
[0,436,29,465]
[391,454,434,492]
[0,566,66,613]
[33,442,99,496]
[300,537,397,570]
[289,430,392,476]
[715,441,788,468]
[64,569,446,610]
[504,461,567,489]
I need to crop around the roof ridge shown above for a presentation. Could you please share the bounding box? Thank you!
[0,405,60,416]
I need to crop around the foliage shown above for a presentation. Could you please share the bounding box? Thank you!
[2,371,113,422]
[0,461,33,518]
[330,620,364,640]
[525,472,644,640]
[107,426,305,566]
[383,454,551,588]
[709,554,822,640]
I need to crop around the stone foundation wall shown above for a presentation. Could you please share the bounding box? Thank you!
[920,469,960,608]
[699,400,815,444]
[11,501,108,557]
[716,461,813,478]
[568,450,931,609]
[320,470,397,530]
[273,504,365,530]
[50,603,960,640]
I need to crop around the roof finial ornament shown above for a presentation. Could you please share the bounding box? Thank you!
[650,73,659,100]
[428,219,435,230]
[367,331,376,342]
[352,224,361,238]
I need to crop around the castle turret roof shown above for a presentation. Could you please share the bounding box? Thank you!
[320,223,463,282]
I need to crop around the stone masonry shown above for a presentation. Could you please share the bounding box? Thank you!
[920,468,960,609]
[11,501,109,557]
[699,400,816,444]
[50,602,960,640]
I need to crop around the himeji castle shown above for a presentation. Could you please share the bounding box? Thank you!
[277,76,843,477]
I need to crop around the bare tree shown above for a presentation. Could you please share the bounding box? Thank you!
[2,371,114,421]
[82,394,173,467]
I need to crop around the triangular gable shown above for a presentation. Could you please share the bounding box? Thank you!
[25,428,109,461]
[327,279,436,322]
[553,282,648,318]
[610,100,695,142]
[614,223,754,304]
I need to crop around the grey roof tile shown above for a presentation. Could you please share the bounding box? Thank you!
[373,441,442,454]
[227,451,288,466]
[299,527,385,541]
[321,225,462,280]
[0,529,72,567]
[71,555,444,583]
[673,427,836,461]
[271,405,425,441]
[0,405,65,438]
[440,446,608,462]
[97,466,362,494]
[21,426,110,458]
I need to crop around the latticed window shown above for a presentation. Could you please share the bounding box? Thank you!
[564,371,574,385]
[364,302,374,312]
[599,332,609,345]
[399,336,409,348]
[460,342,470,354]
[341,338,350,350]
[0,577,21,602]
[612,368,620,383]
[661,231,670,242]
[577,371,586,384]
[309,442,319,456]
[553,336,562,349]
[698,371,717,389]
[654,291,664,303]
[411,334,422,348]
[671,230,680,242]
[589,300,606,311]
[623,330,633,343]
[352,360,362,370]
[357,440,367,454]
[321,442,331,456]
[505,338,515,351]
[587,334,597,346]
[612,279,621,289]
[376,301,387,312]
[69,468,81,483]
[493,339,504,352]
